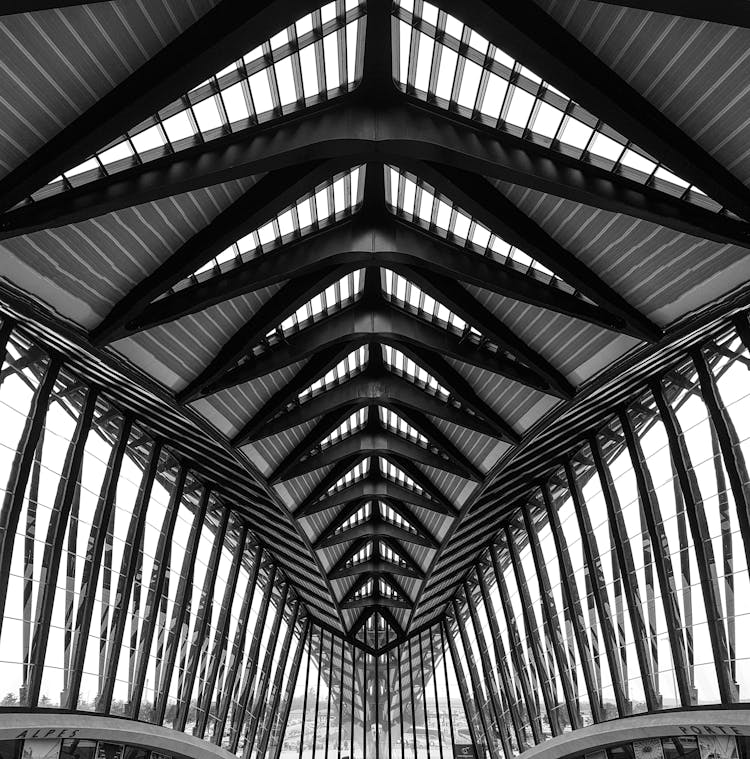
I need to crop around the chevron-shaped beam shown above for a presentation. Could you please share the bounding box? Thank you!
[131,218,632,336]
[296,471,453,517]
[257,369,514,441]
[316,513,437,549]
[203,303,564,397]
[276,427,480,482]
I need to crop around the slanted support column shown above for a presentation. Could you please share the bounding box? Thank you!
[521,506,583,728]
[542,483,604,722]
[564,460,631,716]
[27,387,98,706]
[0,356,61,639]
[488,543,543,743]
[590,434,661,711]
[651,379,738,703]
[504,525,562,736]
[66,415,133,708]
[442,618,487,757]
[154,488,211,725]
[476,561,529,749]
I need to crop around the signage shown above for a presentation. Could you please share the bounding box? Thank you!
[454,744,480,759]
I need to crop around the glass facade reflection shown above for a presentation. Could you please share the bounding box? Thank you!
[2,313,750,759]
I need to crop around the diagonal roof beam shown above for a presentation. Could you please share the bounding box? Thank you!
[327,536,371,578]
[270,406,363,483]
[380,536,425,578]
[297,472,452,517]
[313,497,439,549]
[330,556,424,580]
[378,452,457,515]
[316,514,437,549]
[256,369,515,442]
[275,427,480,482]
[586,1,750,32]
[129,217,623,335]
[91,160,346,345]
[415,161,662,343]
[203,302,565,397]
[437,0,750,221]
[232,344,358,444]
[6,102,748,246]
[0,0,321,212]
[399,264,575,398]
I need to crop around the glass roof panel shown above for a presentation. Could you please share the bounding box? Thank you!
[382,344,449,401]
[254,269,364,354]
[178,166,363,289]
[318,407,369,450]
[379,456,424,495]
[380,501,418,534]
[385,166,577,292]
[381,268,486,344]
[35,2,367,203]
[392,1,719,211]
[347,541,374,566]
[339,501,373,532]
[378,406,428,447]
[298,346,369,405]
[325,457,371,495]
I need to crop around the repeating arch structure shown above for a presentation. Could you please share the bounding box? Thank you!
[1,1,750,759]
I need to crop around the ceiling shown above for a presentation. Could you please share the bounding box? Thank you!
[1,0,749,649]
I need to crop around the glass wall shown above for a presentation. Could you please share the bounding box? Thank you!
[0,319,307,759]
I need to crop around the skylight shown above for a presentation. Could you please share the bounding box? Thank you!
[347,542,373,566]
[258,269,364,350]
[298,346,369,405]
[37,2,366,202]
[380,542,408,568]
[382,345,450,401]
[393,1,717,210]
[335,501,372,534]
[325,458,371,494]
[379,578,402,599]
[318,407,368,450]
[380,502,418,534]
[379,457,424,495]
[381,268,482,341]
[378,406,428,447]
[385,166,574,289]
[185,166,363,285]
[353,579,375,599]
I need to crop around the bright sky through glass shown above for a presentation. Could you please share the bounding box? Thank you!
[393,0,717,210]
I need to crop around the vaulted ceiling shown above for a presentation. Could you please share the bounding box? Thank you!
[1,0,749,650]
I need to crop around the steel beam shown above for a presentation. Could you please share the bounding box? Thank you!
[136,218,625,336]
[7,102,748,245]
[400,264,576,397]
[416,162,661,343]
[435,0,750,221]
[582,1,750,27]
[98,440,162,712]
[565,459,631,715]
[276,427,479,482]
[0,356,60,638]
[618,408,693,706]
[257,369,511,441]
[651,379,737,703]
[207,303,558,394]
[231,342,358,442]
[329,556,425,580]
[129,465,189,717]
[157,489,212,727]
[297,472,452,517]
[317,514,437,549]
[91,161,343,345]
[0,0,322,212]
[174,506,229,730]
[542,484,604,722]
[66,416,132,708]
[26,387,97,706]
